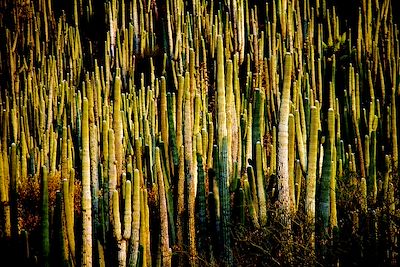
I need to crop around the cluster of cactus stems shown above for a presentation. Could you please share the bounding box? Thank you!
[0,0,399,265]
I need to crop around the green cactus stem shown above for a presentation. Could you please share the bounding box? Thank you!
[41,166,50,267]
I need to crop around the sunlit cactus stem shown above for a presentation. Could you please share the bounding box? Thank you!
[82,97,92,267]
[122,179,131,236]
[2,1,400,266]
[0,139,10,238]
[184,70,196,265]
[128,169,141,266]
[63,178,76,263]
[156,147,172,266]
[306,105,319,249]
[288,114,296,211]
[277,52,293,223]
[176,146,185,267]
[111,190,122,242]
[113,75,124,181]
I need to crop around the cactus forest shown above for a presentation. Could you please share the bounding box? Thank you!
[0,0,399,265]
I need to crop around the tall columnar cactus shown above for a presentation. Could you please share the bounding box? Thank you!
[112,189,122,240]
[277,52,293,222]
[41,166,50,267]
[391,69,398,172]
[155,147,171,266]
[121,179,132,266]
[87,77,100,266]
[63,178,76,262]
[81,97,92,267]
[318,108,335,259]
[128,169,141,266]
[113,74,124,181]
[176,146,185,266]
[184,70,196,265]
[306,105,319,248]
[288,114,296,211]
[196,133,207,256]
[216,34,227,156]
[1,0,400,266]
[216,34,233,265]
[54,190,68,266]
[10,143,18,241]
[368,131,377,204]
[256,142,267,226]
[219,137,233,265]
[0,139,10,238]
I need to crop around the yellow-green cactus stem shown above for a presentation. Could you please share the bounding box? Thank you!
[306,106,319,248]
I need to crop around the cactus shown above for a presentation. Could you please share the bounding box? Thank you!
[176,146,185,265]
[113,75,124,181]
[288,114,296,211]
[155,147,171,266]
[277,52,293,223]
[196,133,207,256]
[10,143,18,242]
[82,98,92,267]
[306,106,319,248]
[111,189,122,239]
[128,169,141,266]
[256,142,267,226]
[41,166,50,267]
[219,137,233,265]
[1,0,400,266]
[63,178,76,263]
[54,190,68,266]
[184,70,196,266]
